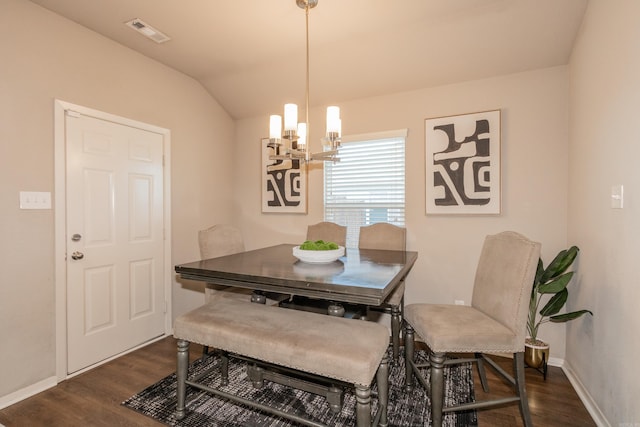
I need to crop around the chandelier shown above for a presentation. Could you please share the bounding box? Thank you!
[268,0,341,163]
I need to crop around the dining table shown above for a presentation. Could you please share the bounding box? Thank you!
[174,243,418,414]
[174,243,418,307]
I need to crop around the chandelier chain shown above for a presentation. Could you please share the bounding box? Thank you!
[305,4,310,132]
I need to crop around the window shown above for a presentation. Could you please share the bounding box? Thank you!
[324,129,407,248]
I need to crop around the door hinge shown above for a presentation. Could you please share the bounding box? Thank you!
[66,109,81,118]
[164,300,168,314]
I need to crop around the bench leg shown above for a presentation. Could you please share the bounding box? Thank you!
[220,351,229,386]
[247,363,265,388]
[377,355,389,427]
[176,339,190,420]
[202,345,210,360]
[327,385,343,414]
[354,385,371,427]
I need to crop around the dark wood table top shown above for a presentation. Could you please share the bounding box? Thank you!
[175,243,418,306]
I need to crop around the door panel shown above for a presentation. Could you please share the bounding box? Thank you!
[84,265,115,333]
[65,113,165,374]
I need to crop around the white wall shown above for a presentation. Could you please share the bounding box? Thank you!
[568,0,640,424]
[235,66,572,358]
[5,1,627,423]
[0,0,234,399]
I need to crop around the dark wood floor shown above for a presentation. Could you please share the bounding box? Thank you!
[0,336,596,426]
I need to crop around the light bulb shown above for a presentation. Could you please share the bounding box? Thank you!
[297,123,307,148]
[269,115,282,140]
[326,106,340,135]
[284,104,298,132]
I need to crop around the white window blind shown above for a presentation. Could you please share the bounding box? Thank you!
[324,129,407,248]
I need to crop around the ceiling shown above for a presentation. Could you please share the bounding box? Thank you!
[28,0,588,120]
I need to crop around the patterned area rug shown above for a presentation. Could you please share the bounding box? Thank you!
[123,349,477,426]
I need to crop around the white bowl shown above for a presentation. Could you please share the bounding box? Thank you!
[292,246,345,264]
[293,260,345,277]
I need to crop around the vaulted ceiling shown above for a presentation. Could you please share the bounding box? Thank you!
[28,0,588,119]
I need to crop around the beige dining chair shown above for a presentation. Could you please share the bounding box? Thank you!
[358,222,406,252]
[199,225,283,305]
[404,231,541,427]
[359,223,407,362]
[305,221,347,247]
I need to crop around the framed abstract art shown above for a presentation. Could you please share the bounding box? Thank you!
[261,138,307,213]
[425,110,501,215]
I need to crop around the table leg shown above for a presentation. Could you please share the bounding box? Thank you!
[327,301,345,317]
[251,291,266,304]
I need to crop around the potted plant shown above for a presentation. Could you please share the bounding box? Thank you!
[526,245,593,372]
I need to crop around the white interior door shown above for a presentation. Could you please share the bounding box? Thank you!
[65,111,166,374]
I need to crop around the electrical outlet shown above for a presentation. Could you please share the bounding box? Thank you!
[454,300,465,306]
[611,185,624,209]
[19,191,52,210]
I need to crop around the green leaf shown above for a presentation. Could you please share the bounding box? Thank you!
[527,245,591,338]
[533,259,544,294]
[299,240,338,250]
[538,271,574,294]
[539,246,579,283]
[549,310,593,322]
[539,289,568,316]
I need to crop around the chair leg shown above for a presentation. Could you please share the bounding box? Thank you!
[399,295,405,334]
[404,323,415,390]
[429,351,446,427]
[475,352,489,392]
[176,339,189,420]
[514,352,533,427]
[376,355,389,427]
[390,304,401,363]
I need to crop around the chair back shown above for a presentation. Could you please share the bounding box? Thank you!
[306,222,347,247]
[471,231,541,345]
[358,223,406,251]
[198,224,245,259]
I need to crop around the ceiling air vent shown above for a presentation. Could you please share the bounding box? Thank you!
[125,18,170,44]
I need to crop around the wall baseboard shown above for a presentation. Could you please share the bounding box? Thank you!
[0,376,57,410]
[2,335,170,411]
[548,356,563,367]
[562,361,610,427]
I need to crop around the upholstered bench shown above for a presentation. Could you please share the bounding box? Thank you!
[174,298,390,427]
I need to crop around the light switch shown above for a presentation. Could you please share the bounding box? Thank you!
[19,191,52,210]
[611,185,624,209]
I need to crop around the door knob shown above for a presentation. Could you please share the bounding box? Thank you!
[71,251,84,260]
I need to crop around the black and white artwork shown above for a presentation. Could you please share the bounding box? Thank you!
[261,138,307,213]
[425,110,501,214]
